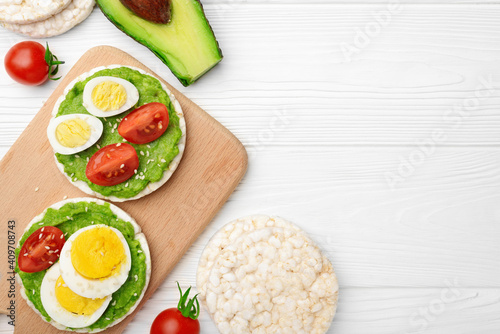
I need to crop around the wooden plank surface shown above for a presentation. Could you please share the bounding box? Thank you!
[1,2,500,334]
[0,46,247,333]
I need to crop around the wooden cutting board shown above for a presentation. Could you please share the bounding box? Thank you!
[0,46,247,333]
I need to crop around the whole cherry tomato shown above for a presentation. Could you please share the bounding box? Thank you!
[150,282,200,334]
[4,41,63,86]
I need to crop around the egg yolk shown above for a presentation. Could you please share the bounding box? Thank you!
[55,119,91,148]
[71,227,125,279]
[55,276,106,315]
[91,81,128,112]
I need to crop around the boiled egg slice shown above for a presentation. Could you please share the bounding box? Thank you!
[41,262,112,329]
[59,224,131,299]
[83,76,139,117]
[47,114,103,155]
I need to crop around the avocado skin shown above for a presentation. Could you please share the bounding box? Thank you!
[96,0,223,86]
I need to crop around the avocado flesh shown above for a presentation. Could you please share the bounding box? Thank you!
[97,0,223,86]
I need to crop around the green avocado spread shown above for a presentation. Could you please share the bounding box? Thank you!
[55,67,183,199]
[15,201,148,331]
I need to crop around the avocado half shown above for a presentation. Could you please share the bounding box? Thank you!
[96,0,223,86]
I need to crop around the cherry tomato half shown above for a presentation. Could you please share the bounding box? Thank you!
[18,226,65,273]
[5,41,49,86]
[86,143,139,186]
[118,102,169,144]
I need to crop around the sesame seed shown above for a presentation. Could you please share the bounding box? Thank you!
[125,183,129,187]
[134,169,137,174]
[111,129,115,133]
[87,157,89,162]
[44,246,50,250]
[97,144,101,149]
[116,143,121,147]
[38,222,44,225]
[85,207,88,212]
[69,163,73,166]
[63,196,68,200]
[140,151,144,156]
[91,221,94,224]
[75,154,80,158]
[123,138,127,142]
[112,301,116,306]
[146,145,151,148]
[61,234,65,239]
[113,123,117,129]
[124,118,128,121]
[134,275,138,281]
[160,159,166,163]
[70,173,74,177]
[32,290,35,295]
[34,187,39,192]
[120,164,125,168]
[138,250,142,253]
[133,293,137,296]
[62,284,67,288]
[106,318,110,321]
[24,253,28,256]
[104,117,107,121]
[39,234,42,239]
[158,164,161,167]
[41,227,45,232]
[55,249,59,253]
[108,122,112,127]
[146,151,150,157]
[48,261,53,264]
[48,250,54,254]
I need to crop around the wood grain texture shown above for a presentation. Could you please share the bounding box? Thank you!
[1,2,500,334]
[0,46,247,333]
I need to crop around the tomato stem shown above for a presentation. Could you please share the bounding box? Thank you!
[44,42,65,81]
[176,281,200,320]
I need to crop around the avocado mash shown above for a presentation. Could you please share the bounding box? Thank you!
[55,67,183,199]
[15,201,147,331]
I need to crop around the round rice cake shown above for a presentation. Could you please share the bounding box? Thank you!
[16,197,152,332]
[197,215,302,300]
[203,224,338,334]
[50,65,186,202]
[0,0,71,24]
[1,0,95,38]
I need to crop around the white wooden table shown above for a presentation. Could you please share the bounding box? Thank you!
[2,1,500,333]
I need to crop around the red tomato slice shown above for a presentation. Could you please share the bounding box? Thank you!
[118,102,169,144]
[86,143,139,186]
[18,226,65,273]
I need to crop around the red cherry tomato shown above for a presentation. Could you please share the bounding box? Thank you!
[86,143,139,186]
[150,283,200,334]
[5,41,49,85]
[150,308,200,334]
[18,226,65,273]
[118,102,169,144]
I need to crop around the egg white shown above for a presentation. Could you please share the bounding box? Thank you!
[40,262,112,329]
[47,114,103,155]
[59,224,132,299]
[82,76,139,117]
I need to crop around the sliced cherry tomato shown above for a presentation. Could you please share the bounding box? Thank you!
[118,102,169,144]
[18,226,65,273]
[150,282,200,334]
[86,143,139,186]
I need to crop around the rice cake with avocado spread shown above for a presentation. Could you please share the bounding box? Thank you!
[16,197,151,332]
[49,65,186,202]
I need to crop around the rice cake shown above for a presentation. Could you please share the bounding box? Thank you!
[199,217,338,334]
[0,0,71,24]
[1,0,95,37]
